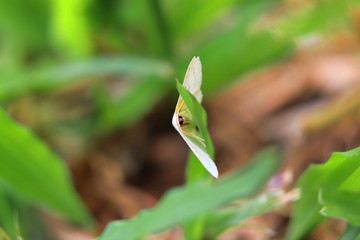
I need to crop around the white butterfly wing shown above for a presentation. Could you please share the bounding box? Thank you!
[172,114,219,178]
[183,56,203,102]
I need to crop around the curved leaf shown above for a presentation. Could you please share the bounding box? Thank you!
[0,109,92,226]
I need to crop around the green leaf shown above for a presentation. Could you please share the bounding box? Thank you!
[0,108,92,226]
[176,80,216,239]
[97,147,280,240]
[285,166,324,240]
[320,191,360,225]
[182,214,207,240]
[286,147,360,240]
[185,152,211,186]
[0,57,173,102]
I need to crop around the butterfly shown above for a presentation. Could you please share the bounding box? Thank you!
[172,56,219,178]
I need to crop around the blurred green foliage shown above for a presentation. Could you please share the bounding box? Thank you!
[98,148,281,240]
[0,187,49,240]
[0,109,92,238]
[51,0,93,57]
[286,147,360,240]
[205,190,287,238]
[0,0,358,239]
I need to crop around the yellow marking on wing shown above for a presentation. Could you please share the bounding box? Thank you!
[181,127,206,148]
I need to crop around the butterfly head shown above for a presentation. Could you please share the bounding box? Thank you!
[178,116,184,125]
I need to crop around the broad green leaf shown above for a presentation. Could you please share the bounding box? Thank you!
[0,109,92,226]
[286,147,360,240]
[0,57,173,102]
[97,147,280,240]
[320,191,360,225]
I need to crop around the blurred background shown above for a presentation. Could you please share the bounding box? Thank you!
[0,0,360,239]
